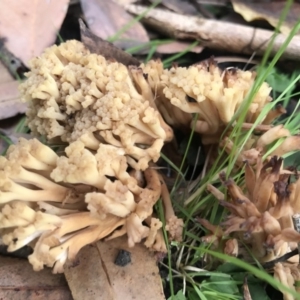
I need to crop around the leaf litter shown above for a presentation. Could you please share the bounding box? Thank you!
[1,1,300,300]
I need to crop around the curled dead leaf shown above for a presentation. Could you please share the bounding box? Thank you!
[231,0,300,35]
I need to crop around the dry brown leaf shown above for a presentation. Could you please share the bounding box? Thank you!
[231,0,300,35]
[80,0,149,49]
[79,20,140,66]
[0,0,70,66]
[149,0,197,15]
[0,62,26,120]
[0,81,26,119]
[0,256,72,300]
[156,41,203,54]
[0,40,25,77]
[64,236,165,300]
[0,62,14,83]
[113,40,203,55]
[196,0,228,4]
[112,0,137,6]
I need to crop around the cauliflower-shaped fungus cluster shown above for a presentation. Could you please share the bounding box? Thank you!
[142,59,282,144]
[0,138,183,273]
[20,40,173,170]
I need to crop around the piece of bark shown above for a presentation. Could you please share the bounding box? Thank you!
[125,5,300,61]
[0,256,72,300]
[64,236,165,300]
[79,19,140,66]
[80,0,149,49]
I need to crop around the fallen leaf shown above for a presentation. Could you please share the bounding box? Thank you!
[79,19,140,66]
[0,81,25,118]
[113,0,137,5]
[0,40,25,77]
[0,62,26,120]
[0,256,72,300]
[64,236,165,300]
[156,41,203,54]
[123,40,203,55]
[196,0,228,4]
[231,0,300,35]
[0,114,30,154]
[0,59,15,83]
[80,0,149,49]
[149,0,197,15]
[0,0,70,66]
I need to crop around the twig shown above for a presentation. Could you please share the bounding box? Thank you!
[262,248,298,270]
[125,5,300,61]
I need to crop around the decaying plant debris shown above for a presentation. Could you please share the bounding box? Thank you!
[1,38,300,299]
[200,155,300,299]
[124,4,300,61]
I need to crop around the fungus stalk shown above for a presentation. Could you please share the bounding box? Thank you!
[160,175,184,242]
